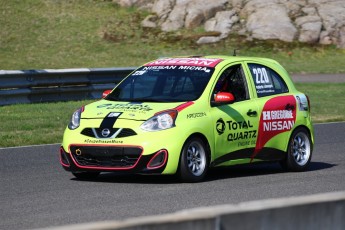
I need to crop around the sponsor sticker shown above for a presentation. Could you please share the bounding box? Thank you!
[145,58,223,67]
[97,103,153,112]
[225,120,256,143]
[142,65,211,72]
[107,112,121,118]
[84,139,123,144]
[132,70,147,76]
[216,118,257,146]
[252,67,275,95]
[187,112,206,119]
[216,118,226,135]
[252,95,297,160]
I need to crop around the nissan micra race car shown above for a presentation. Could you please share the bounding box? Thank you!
[60,56,314,182]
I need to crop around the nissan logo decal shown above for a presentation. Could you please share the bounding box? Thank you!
[101,128,111,137]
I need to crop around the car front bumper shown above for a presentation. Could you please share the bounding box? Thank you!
[59,145,169,174]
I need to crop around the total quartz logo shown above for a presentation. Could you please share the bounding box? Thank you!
[216,118,226,135]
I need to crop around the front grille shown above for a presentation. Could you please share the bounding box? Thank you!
[81,128,137,138]
[70,146,142,168]
[117,128,137,138]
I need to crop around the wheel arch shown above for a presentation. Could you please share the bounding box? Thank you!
[177,132,212,182]
[280,124,313,171]
[286,125,314,152]
[180,132,212,165]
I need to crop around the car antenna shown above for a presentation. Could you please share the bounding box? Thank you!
[233,49,238,56]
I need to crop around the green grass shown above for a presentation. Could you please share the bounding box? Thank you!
[0,83,344,147]
[1,0,345,73]
[295,83,345,123]
[0,100,94,147]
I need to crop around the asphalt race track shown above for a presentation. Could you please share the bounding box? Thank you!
[0,122,344,229]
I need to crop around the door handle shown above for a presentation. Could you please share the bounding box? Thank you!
[247,109,257,117]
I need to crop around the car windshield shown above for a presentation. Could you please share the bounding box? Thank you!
[106,66,215,102]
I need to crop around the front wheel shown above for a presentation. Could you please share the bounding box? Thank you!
[179,137,209,182]
[280,127,312,171]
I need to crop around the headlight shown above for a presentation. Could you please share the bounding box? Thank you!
[141,110,177,131]
[68,107,84,130]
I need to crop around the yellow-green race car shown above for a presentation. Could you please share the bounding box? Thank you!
[60,56,314,182]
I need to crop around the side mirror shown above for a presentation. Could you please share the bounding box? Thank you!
[213,92,235,105]
[102,90,112,99]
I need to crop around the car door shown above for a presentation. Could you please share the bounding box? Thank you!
[210,63,260,167]
[245,62,297,161]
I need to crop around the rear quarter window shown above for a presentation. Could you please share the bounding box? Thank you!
[248,63,289,97]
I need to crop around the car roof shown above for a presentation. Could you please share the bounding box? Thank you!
[205,55,280,65]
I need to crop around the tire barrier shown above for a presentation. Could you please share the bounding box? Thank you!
[40,191,345,230]
[0,67,136,106]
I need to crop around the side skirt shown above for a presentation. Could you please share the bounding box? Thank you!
[210,147,286,167]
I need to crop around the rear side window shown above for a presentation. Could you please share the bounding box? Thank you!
[248,64,289,97]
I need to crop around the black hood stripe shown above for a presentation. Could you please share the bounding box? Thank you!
[100,112,121,129]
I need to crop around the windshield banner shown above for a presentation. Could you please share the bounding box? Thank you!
[145,58,223,67]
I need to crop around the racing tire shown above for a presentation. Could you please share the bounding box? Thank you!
[280,127,312,172]
[179,137,209,183]
[72,172,100,180]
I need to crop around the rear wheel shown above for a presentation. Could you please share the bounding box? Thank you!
[179,137,208,182]
[280,127,312,171]
[72,172,100,180]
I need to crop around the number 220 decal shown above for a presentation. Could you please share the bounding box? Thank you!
[253,67,270,84]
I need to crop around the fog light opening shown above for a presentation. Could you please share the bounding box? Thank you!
[147,149,168,170]
[60,147,70,167]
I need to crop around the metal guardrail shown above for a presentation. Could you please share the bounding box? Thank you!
[0,67,136,106]
[2,68,344,106]
[40,191,345,230]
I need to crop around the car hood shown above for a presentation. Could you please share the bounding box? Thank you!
[81,100,186,120]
